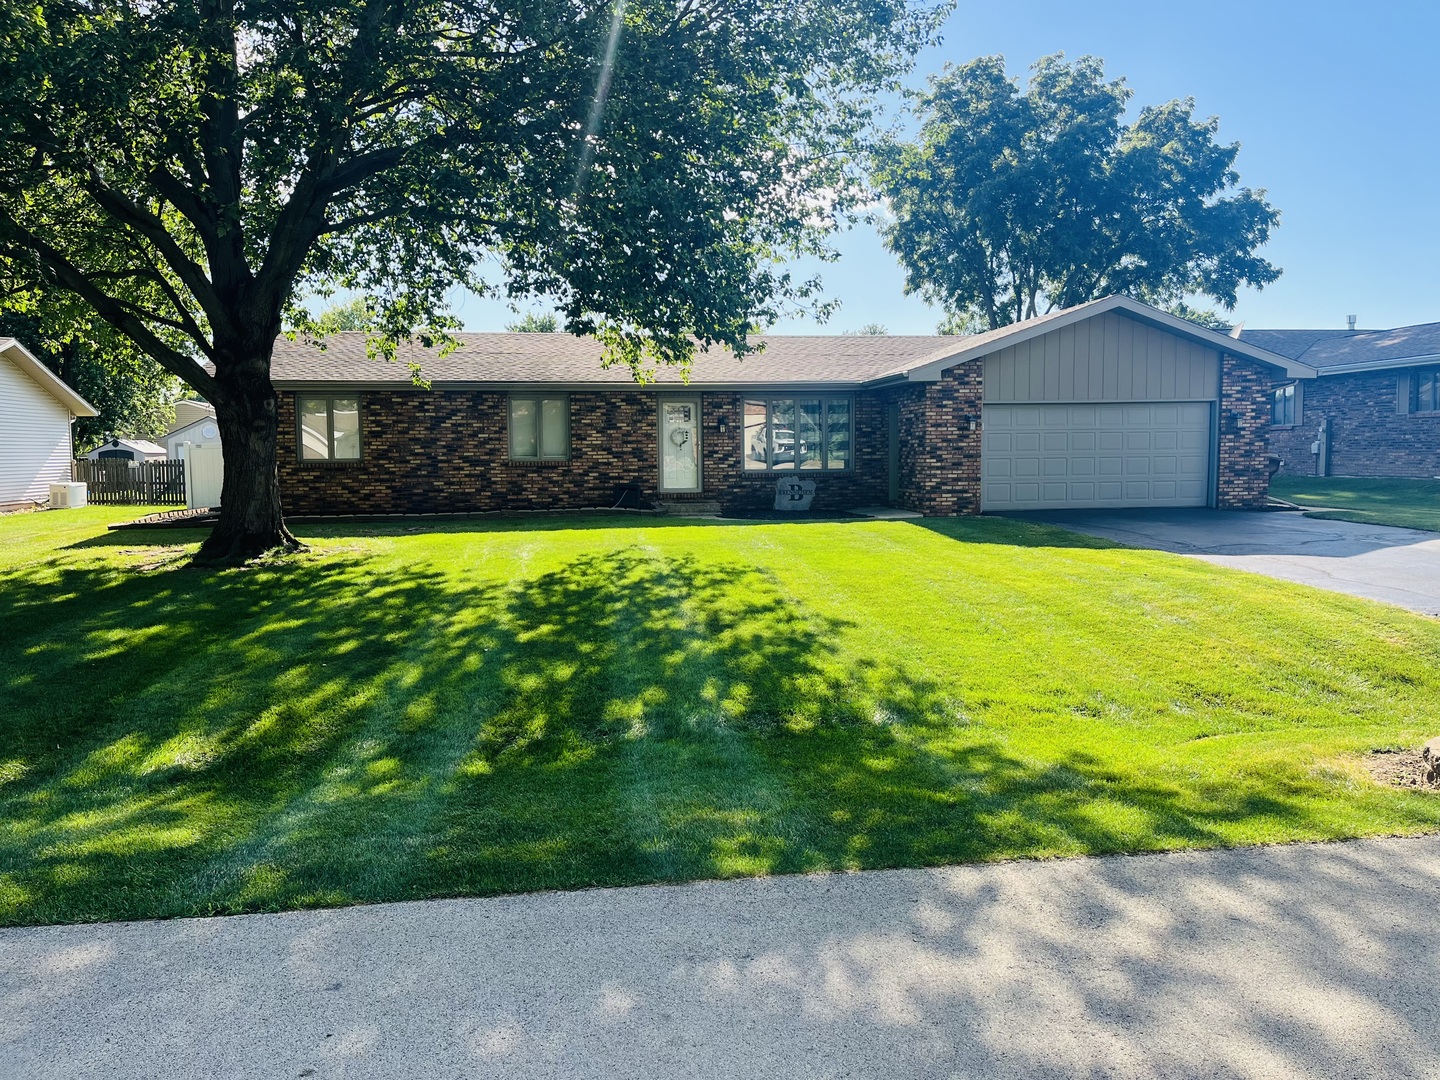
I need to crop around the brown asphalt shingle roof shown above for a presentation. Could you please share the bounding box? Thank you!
[270,332,966,387]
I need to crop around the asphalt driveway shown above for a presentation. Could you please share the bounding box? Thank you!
[3,836,1439,1079]
[1014,508,1440,616]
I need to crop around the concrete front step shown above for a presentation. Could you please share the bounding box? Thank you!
[655,500,723,516]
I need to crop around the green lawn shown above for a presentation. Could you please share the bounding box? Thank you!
[1271,476,1440,532]
[3,505,1439,927]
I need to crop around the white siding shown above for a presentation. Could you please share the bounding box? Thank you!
[166,420,221,459]
[983,311,1221,403]
[0,352,74,506]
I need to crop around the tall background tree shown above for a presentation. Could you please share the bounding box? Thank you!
[0,0,941,561]
[506,312,560,333]
[874,54,1281,332]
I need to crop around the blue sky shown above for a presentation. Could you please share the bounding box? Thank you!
[457,0,1440,334]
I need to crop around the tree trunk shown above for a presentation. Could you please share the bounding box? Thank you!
[195,364,301,565]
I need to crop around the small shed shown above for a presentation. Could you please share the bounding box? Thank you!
[82,437,169,463]
[0,336,99,509]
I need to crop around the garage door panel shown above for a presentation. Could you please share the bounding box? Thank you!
[982,402,1212,510]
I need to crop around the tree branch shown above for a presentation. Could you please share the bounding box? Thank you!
[82,176,232,341]
[0,211,221,400]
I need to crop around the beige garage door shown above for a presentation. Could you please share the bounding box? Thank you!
[981,402,1213,510]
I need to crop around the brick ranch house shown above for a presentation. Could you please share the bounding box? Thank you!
[1240,320,1440,478]
[269,295,1315,517]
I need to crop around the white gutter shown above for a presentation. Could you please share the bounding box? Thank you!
[1309,352,1440,376]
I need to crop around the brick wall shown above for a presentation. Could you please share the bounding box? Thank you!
[1269,371,1440,478]
[1217,356,1272,509]
[276,388,890,516]
[887,362,982,516]
[276,351,1266,519]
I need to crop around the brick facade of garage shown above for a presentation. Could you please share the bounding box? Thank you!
[1269,370,1440,479]
[1217,356,1274,509]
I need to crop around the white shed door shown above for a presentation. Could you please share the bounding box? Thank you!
[982,402,1212,511]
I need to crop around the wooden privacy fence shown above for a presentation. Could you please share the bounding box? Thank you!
[72,459,187,505]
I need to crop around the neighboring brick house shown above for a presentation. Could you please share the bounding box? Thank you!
[270,295,1310,517]
[1242,321,1440,478]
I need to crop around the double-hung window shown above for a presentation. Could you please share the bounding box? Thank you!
[1413,369,1440,414]
[743,395,852,472]
[509,395,570,460]
[1271,384,1296,426]
[299,396,361,460]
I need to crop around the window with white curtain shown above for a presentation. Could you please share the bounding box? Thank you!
[299,396,361,460]
[1271,384,1296,426]
[509,395,570,460]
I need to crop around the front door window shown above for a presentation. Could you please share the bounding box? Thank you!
[660,398,701,492]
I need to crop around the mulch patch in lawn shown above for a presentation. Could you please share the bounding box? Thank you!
[1365,748,1440,791]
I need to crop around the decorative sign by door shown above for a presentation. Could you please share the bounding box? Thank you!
[659,398,701,492]
[774,477,816,512]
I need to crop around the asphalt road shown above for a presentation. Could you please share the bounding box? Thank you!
[4,835,1439,1079]
[1014,508,1440,617]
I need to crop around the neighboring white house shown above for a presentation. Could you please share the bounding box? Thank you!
[164,415,222,459]
[80,437,169,463]
[0,337,99,510]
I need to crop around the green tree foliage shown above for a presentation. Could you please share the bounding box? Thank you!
[2,295,178,450]
[875,54,1281,331]
[506,312,560,333]
[842,322,889,336]
[1166,302,1233,332]
[304,297,376,334]
[0,0,941,560]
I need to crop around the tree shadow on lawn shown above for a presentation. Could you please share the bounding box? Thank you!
[63,509,1119,551]
[0,535,1403,927]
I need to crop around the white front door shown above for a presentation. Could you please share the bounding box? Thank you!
[659,397,702,493]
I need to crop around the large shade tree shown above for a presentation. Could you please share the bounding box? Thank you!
[875,54,1281,332]
[0,0,941,562]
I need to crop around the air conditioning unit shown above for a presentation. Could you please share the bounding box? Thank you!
[49,482,88,508]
